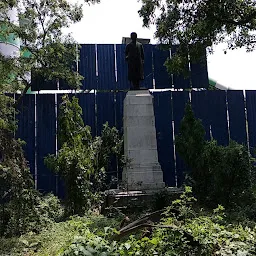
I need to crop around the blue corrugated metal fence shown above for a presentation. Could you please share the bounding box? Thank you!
[31,44,208,91]
[15,90,254,196]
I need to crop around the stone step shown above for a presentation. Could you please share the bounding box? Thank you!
[103,188,184,212]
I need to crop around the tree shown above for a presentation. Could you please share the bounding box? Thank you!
[1,0,83,99]
[176,104,255,208]
[0,0,100,235]
[45,95,125,216]
[139,0,256,72]
[1,0,101,100]
[0,0,85,215]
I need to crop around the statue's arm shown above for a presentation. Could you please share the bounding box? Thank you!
[125,45,129,61]
[141,45,145,63]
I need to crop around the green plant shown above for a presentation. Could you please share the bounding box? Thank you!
[45,95,125,216]
[139,0,256,74]
[98,122,126,183]
[151,188,173,211]
[4,192,63,237]
[45,95,99,215]
[2,191,256,256]
[0,126,36,236]
[61,233,118,256]
[176,103,256,209]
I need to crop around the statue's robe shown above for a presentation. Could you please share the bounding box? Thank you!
[125,41,144,83]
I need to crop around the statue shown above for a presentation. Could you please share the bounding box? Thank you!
[125,32,144,90]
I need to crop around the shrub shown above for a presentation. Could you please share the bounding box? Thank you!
[0,114,63,237]
[45,95,125,216]
[2,188,256,256]
[0,128,37,236]
[5,193,63,236]
[61,188,256,256]
[176,103,256,208]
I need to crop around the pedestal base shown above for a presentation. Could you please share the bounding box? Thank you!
[123,90,165,191]
[123,163,165,190]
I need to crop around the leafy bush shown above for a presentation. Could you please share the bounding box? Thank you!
[0,127,37,236]
[176,103,256,208]
[45,95,125,216]
[2,188,256,256]
[98,122,126,185]
[0,108,63,237]
[60,188,256,256]
[5,193,63,236]
[61,232,118,256]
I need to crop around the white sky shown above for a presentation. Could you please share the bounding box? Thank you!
[66,0,256,90]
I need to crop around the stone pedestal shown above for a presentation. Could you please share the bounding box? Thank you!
[122,90,165,191]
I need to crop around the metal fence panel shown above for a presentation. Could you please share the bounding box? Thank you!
[96,92,115,135]
[191,90,211,140]
[141,44,154,89]
[227,91,247,145]
[97,44,116,90]
[16,94,36,177]
[115,91,126,133]
[36,94,57,194]
[116,44,130,90]
[246,91,256,153]
[207,91,229,146]
[77,93,96,137]
[79,44,97,90]
[172,91,190,186]
[153,46,172,89]
[153,91,176,186]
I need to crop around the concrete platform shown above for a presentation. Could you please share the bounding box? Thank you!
[104,188,183,211]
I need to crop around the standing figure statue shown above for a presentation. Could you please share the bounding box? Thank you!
[125,32,144,90]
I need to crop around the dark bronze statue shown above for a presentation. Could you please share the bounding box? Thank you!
[125,32,144,90]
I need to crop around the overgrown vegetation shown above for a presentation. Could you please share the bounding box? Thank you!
[0,0,99,238]
[45,95,125,216]
[176,103,256,209]
[0,95,64,237]
[2,187,256,256]
[2,97,256,255]
[2,0,256,248]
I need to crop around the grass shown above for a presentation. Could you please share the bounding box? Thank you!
[0,221,75,256]
[0,214,121,256]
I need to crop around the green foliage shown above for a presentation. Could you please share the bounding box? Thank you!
[2,190,256,255]
[0,0,102,240]
[61,233,118,256]
[0,128,33,236]
[139,0,256,73]
[5,193,63,237]
[35,193,64,224]
[0,129,63,237]
[176,103,256,208]
[0,1,85,100]
[170,186,197,219]
[0,94,16,132]
[175,103,206,170]
[45,95,99,215]
[61,189,256,256]
[0,0,86,235]
[151,189,173,211]
[98,123,126,182]
[0,98,63,238]
[45,95,125,216]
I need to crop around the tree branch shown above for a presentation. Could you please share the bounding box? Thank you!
[14,77,31,108]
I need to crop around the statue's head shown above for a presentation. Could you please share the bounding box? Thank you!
[131,32,137,42]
